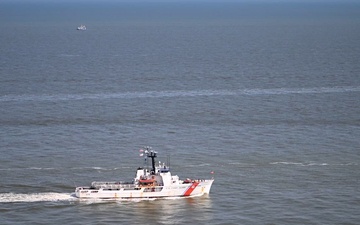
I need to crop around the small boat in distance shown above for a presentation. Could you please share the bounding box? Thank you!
[75,147,214,199]
[77,25,86,31]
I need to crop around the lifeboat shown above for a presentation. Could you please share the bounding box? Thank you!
[139,179,155,184]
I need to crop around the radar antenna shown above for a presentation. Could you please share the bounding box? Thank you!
[144,146,157,174]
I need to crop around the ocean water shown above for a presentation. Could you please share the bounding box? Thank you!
[1,2,360,224]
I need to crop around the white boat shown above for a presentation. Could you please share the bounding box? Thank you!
[77,25,86,31]
[75,147,214,199]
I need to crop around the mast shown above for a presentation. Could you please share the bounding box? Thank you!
[144,146,157,174]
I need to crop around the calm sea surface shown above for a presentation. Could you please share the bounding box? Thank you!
[1,2,360,224]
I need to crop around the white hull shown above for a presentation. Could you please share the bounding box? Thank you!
[76,180,213,199]
[75,147,214,199]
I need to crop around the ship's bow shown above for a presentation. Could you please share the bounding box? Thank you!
[202,179,214,194]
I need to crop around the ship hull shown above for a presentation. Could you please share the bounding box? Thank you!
[75,179,213,199]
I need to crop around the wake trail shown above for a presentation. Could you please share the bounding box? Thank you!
[0,192,76,203]
[0,192,199,203]
[1,86,360,102]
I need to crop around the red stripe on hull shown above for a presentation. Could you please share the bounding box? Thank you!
[183,182,199,196]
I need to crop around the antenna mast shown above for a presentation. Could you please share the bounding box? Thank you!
[144,146,157,174]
